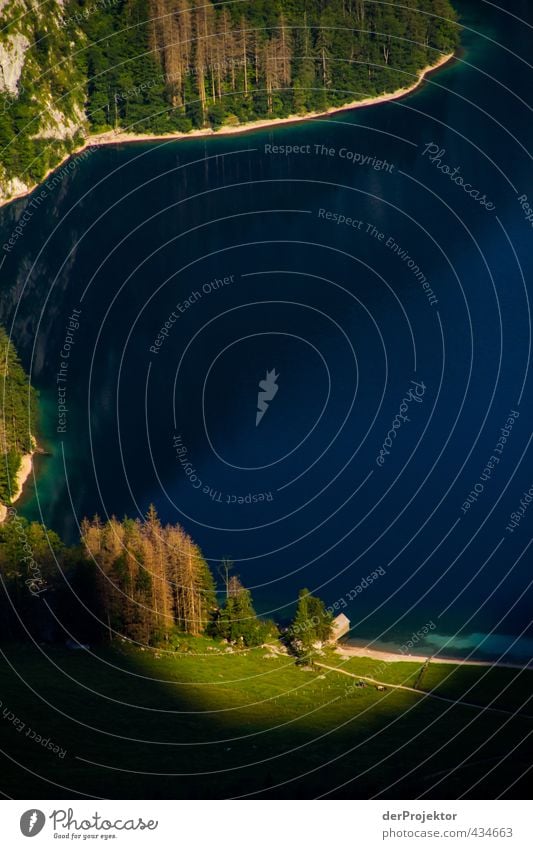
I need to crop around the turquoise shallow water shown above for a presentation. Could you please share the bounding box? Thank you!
[1,0,532,661]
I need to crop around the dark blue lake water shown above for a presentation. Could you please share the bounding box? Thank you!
[1,0,532,661]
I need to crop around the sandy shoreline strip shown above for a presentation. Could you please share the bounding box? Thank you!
[337,644,533,670]
[0,450,34,522]
[11,452,33,504]
[0,51,454,210]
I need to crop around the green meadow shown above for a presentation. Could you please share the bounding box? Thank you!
[0,640,531,799]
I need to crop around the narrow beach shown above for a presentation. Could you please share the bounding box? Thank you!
[337,643,533,670]
[0,450,34,522]
[0,51,454,210]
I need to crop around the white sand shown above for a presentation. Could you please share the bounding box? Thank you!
[0,450,33,521]
[11,452,33,503]
[336,644,532,670]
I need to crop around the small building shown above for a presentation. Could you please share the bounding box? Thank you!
[330,613,350,642]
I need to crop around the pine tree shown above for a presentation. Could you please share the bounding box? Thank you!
[289,588,333,655]
[210,576,275,646]
[143,505,173,640]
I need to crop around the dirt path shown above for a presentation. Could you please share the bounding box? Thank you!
[314,662,533,721]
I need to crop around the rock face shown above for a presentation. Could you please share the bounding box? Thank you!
[38,100,86,141]
[0,175,29,205]
[0,0,87,202]
[0,34,30,95]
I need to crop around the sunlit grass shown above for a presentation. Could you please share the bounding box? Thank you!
[1,639,531,799]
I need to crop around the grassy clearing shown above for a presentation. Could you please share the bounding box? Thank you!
[0,640,531,799]
[320,652,424,687]
[324,653,533,714]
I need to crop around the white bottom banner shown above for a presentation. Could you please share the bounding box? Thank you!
[0,800,529,848]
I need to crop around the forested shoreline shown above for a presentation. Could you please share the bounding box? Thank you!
[0,505,332,653]
[0,0,459,192]
[0,326,37,506]
[89,0,459,134]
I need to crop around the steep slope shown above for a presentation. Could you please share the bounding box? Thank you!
[0,0,87,202]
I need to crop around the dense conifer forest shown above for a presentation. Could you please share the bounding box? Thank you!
[0,327,37,504]
[0,507,307,648]
[82,508,218,643]
[84,0,460,133]
[0,0,459,189]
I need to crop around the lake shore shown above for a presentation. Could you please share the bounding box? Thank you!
[0,448,35,522]
[0,51,454,210]
[336,643,533,670]
[11,451,33,503]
